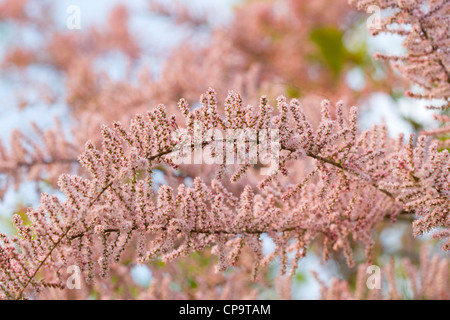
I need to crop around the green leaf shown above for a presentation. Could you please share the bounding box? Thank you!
[310,27,347,77]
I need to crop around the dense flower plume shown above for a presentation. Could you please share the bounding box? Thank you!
[0,88,448,299]
[0,0,449,301]
[314,245,449,300]
[0,0,394,202]
[350,0,450,109]
[0,120,78,199]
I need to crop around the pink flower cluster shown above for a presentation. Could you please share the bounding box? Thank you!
[1,88,448,299]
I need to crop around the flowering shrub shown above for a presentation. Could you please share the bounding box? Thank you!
[0,0,449,300]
